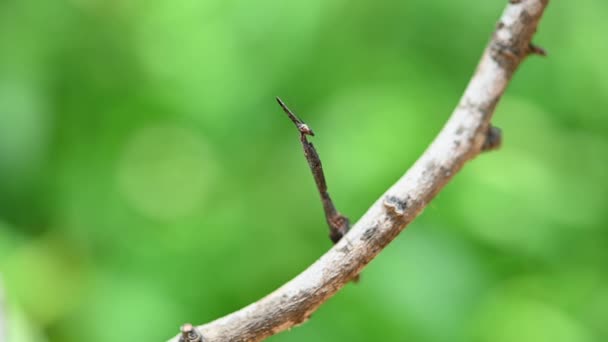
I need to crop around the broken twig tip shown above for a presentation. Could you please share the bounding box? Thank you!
[179,323,203,342]
[276,97,315,136]
[528,43,547,57]
[482,125,502,152]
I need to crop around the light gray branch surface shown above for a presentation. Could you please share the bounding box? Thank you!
[169,1,549,341]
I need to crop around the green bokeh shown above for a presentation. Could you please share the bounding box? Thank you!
[0,1,606,341]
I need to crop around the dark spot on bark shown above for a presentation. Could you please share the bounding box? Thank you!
[338,244,351,254]
[454,139,461,148]
[424,160,438,175]
[439,165,453,178]
[455,125,465,135]
[496,21,505,30]
[384,195,408,216]
[386,196,407,211]
[490,41,520,70]
[361,225,377,241]
[509,0,522,4]
[519,10,533,25]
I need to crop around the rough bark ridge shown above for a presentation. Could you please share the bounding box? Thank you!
[169,1,549,341]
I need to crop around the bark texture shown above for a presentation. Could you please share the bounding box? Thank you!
[169,1,549,341]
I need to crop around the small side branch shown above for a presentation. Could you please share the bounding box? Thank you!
[179,323,204,342]
[528,43,547,56]
[482,125,503,152]
[276,97,350,244]
[168,1,549,341]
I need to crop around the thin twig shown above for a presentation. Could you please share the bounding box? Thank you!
[276,97,350,244]
[168,1,549,341]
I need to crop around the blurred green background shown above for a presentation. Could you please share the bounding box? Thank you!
[1,0,607,341]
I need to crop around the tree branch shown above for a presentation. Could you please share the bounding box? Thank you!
[169,1,549,341]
